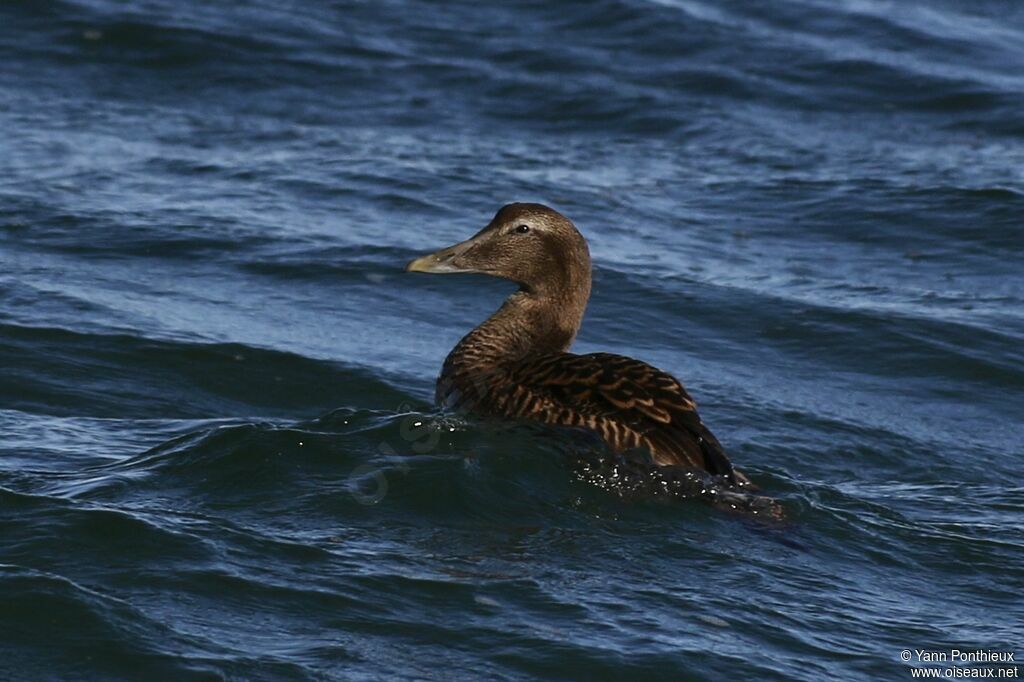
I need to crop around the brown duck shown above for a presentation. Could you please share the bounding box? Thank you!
[406,202,752,489]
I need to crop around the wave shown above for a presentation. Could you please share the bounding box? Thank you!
[0,563,226,681]
[29,406,778,523]
[0,322,410,419]
[3,0,1020,136]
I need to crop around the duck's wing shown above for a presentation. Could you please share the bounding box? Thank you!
[502,352,739,482]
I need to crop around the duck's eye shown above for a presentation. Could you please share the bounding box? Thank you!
[514,224,530,234]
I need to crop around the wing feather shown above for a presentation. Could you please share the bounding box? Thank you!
[489,352,740,482]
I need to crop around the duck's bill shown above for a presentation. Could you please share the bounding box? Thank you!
[405,238,479,274]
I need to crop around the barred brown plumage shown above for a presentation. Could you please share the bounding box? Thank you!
[407,202,754,490]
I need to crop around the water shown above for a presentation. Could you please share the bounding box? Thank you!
[2,0,1023,679]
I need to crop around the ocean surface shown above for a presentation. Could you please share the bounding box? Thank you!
[2,0,1023,679]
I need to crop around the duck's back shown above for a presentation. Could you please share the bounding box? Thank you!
[438,350,741,483]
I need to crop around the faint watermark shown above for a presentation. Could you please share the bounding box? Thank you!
[346,400,446,505]
[345,365,512,504]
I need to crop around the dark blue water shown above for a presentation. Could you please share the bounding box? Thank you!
[2,1,1023,679]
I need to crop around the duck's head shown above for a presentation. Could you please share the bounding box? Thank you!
[406,203,591,301]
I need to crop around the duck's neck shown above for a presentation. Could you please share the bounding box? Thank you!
[450,284,590,367]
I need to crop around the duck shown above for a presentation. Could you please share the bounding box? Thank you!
[406,202,753,490]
